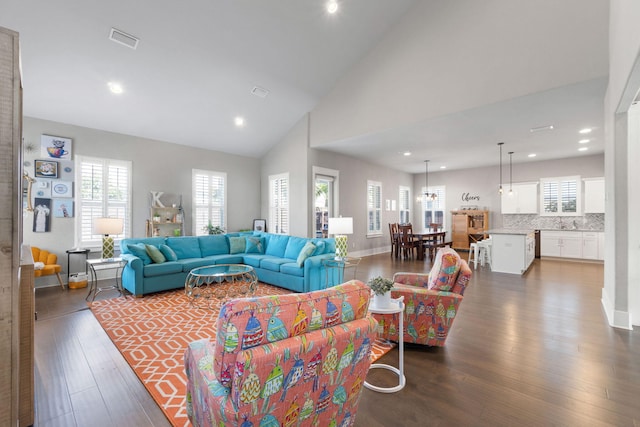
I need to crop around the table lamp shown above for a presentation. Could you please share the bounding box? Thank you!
[93,217,124,259]
[328,217,353,260]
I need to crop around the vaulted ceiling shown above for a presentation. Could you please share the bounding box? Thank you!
[1,0,609,173]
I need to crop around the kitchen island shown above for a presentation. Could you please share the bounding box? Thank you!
[488,229,536,275]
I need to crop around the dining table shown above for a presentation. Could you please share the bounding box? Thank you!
[410,230,448,261]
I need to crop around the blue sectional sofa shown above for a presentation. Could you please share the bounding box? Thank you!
[119,232,339,296]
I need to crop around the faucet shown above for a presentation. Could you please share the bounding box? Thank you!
[572,220,578,230]
[558,218,565,229]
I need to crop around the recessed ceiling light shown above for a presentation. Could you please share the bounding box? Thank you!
[108,82,123,94]
[579,128,592,134]
[578,147,589,152]
[403,151,411,156]
[234,116,245,127]
[528,153,537,158]
[440,166,447,169]
[327,0,338,14]
[579,139,590,144]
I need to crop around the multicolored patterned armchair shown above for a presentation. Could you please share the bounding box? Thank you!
[184,280,378,427]
[372,247,472,347]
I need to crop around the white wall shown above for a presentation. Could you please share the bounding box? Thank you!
[309,0,609,146]
[603,0,640,329]
[260,114,310,237]
[23,117,260,286]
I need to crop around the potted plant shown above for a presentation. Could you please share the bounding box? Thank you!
[367,276,394,309]
[203,222,225,235]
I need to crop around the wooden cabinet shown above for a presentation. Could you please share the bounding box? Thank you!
[501,183,538,214]
[584,178,605,213]
[451,210,489,250]
[147,206,184,237]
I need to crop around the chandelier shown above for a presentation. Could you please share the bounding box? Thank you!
[423,160,437,201]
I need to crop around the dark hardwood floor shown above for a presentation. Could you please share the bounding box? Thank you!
[33,253,640,426]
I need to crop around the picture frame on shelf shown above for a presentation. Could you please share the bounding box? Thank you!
[34,160,59,178]
[253,219,267,232]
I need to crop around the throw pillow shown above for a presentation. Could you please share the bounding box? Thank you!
[296,242,317,267]
[229,236,246,254]
[245,236,265,254]
[313,240,326,256]
[159,244,178,262]
[428,247,461,291]
[145,244,166,264]
[128,243,152,265]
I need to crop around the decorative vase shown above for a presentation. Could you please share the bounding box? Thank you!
[372,291,392,309]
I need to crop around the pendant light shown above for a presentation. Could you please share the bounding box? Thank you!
[508,151,514,195]
[423,160,437,201]
[497,142,504,195]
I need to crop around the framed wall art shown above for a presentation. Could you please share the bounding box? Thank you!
[52,180,73,198]
[33,198,52,232]
[41,134,72,160]
[34,160,58,178]
[253,219,267,232]
[53,199,73,218]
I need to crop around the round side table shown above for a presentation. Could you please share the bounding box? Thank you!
[364,296,406,393]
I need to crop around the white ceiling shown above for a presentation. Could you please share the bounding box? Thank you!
[1,0,608,174]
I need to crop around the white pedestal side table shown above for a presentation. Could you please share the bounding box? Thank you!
[364,296,406,393]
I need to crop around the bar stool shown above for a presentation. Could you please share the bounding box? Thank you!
[468,242,480,269]
[477,238,493,269]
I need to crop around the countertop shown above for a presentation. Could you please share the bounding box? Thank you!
[488,229,536,235]
[536,228,604,232]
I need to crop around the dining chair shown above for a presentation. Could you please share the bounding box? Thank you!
[389,222,399,258]
[398,224,419,259]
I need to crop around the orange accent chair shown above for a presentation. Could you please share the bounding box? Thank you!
[31,246,65,289]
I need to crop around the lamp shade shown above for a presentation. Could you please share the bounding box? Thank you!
[328,217,353,235]
[93,217,124,236]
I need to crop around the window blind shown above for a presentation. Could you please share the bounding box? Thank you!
[269,173,289,234]
[193,169,226,235]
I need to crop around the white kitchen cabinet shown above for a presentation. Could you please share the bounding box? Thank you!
[490,231,536,274]
[584,178,605,213]
[582,232,599,260]
[540,231,583,259]
[501,182,538,214]
[597,232,604,261]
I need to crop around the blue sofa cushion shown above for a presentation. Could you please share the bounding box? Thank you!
[284,236,308,259]
[143,262,183,277]
[312,240,326,255]
[228,236,246,254]
[203,254,245,264]
[245,236,265,254]
[260,257,291,272]
[159,244,178,261]
[127,243,152,265]
[167,237,202,259]
[296,241,316,267]
[179,258,217,272]
[121,237,166,254]
[242,254,273,268]
[280,262,304,277]
[265,234,289,257]
[197,235,229,257]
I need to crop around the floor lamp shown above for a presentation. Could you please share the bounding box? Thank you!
[328,217,353,260]
[93,217,124,259]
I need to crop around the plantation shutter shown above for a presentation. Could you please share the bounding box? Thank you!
[421,186,446,229]
[367,181,382,235]
[560,179,577,213]
[269,173,289,234]
[193,169,226,235]
[542,181,559,213]
[399,186,410,224]
[77,156,131,248]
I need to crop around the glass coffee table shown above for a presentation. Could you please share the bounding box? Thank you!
[185,264,258,309]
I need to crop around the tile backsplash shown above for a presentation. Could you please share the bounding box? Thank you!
[502,213,604,231]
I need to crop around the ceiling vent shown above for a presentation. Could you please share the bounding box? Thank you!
[251,86,270,98]
[109,28,139,50]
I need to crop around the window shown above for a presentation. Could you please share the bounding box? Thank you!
[193,169,226,235]
[421,185,446,229]
[540,176,581,216]
[399,186,410,224]
[367,180,382,236]
[76,156,131,248]
[269,173,289,234]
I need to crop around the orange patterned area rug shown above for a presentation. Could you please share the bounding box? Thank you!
[90,284,395,427]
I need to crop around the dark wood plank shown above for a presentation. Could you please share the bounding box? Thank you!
[34,253,640,427]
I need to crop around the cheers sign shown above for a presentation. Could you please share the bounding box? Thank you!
[461,192,480,202]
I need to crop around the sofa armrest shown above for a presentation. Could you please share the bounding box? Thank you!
[392,272,430,287]
[120,253,144,296]
[304,253,338,292]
